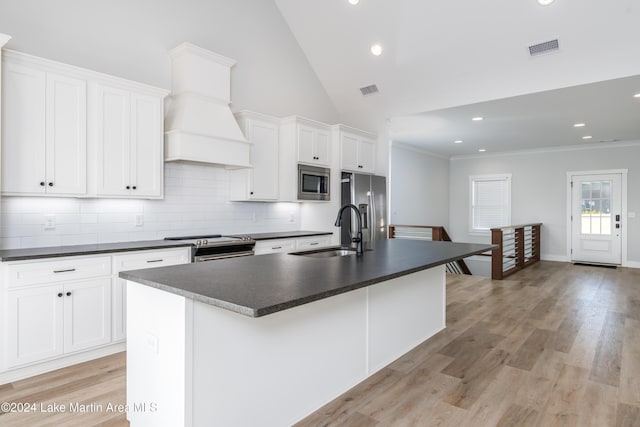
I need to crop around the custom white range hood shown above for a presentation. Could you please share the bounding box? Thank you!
[164,43,252,168]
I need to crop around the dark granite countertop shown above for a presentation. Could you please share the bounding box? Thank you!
[0,240,194,262]
[225,230,332,240]
[120,239,494,318]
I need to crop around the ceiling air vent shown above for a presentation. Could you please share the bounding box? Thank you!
[360,84,379,96]
[528,39,559,56]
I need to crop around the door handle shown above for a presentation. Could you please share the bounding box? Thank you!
[615,214,620,221]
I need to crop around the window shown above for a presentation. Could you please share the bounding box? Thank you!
[470,174,511,233]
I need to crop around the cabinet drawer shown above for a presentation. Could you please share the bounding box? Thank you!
[295,236,333,250]
[6,256,112,288]
[113,248,191,273]
[254,239,296,255]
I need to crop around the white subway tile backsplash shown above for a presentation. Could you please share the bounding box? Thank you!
[0,163,301,249]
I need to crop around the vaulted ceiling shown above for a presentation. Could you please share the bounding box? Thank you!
[275,0,640,156]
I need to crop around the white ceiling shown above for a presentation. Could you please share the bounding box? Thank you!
[274,0,640,157]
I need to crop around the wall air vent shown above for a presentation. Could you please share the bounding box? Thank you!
[360,84,379,96]
[528,39,559,56]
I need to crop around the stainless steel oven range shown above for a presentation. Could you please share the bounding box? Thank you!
[164,235,256,262]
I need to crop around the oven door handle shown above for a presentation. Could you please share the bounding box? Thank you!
[195,251,255,262]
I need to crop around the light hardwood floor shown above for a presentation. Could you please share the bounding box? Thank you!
[1,261,639,426]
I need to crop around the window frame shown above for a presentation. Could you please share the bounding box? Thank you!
[469,173,512,235]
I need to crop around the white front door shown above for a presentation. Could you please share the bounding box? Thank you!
[571,173,622,265]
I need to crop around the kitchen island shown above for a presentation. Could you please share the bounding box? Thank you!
[120,239,493,427]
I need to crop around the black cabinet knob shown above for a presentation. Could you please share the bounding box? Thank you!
[126,186,130,190]
[48,182,53,187]
[250,191,254,195]
[132,186,137,190]
[66,291,72,297]
[57,292,63,298]
[40,181,45,186]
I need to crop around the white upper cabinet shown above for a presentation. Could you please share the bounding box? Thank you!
[1,50,167,199]
[297,123,331,167]
[2,58,87,196]
[229,111,280,201]
[95,86,164,198]
[335,125,376,174]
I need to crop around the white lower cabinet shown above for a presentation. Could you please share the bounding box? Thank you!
[1,247,190,380]
[5,257,111,367]
[111,248,191,342]
[254,235,334,255]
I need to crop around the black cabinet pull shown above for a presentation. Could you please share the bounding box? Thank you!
[53,268,76,273]
[272,246,282,250]
[48,182,54,187]
[40,181,45,186]
[146,259,163,263]
[66,291,72,297]
[57,292,63,298]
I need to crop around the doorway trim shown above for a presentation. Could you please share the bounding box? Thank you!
[566,169,628,266]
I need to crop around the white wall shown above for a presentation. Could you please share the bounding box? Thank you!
[389,143,449,227]
[0,0,338,123]
[1,163,303,249]
[448,142,640,264]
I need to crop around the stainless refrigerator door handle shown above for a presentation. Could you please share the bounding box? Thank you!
[370,190,375,241]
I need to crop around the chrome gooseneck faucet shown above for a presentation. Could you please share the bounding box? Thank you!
[334,204,363,255]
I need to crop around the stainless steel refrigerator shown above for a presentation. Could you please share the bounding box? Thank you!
[340,172,388,246]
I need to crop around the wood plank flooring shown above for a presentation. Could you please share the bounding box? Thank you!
[1,261,639,426]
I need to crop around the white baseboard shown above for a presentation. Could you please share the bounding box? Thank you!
[623,260,640,269]
[541,254,570,262]
[0,342,125,385]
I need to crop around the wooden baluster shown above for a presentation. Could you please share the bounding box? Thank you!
[491,228,503,280]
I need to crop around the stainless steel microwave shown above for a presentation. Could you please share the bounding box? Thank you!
[298,164,330,201]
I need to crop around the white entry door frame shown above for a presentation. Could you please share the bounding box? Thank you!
[566,169,628,266]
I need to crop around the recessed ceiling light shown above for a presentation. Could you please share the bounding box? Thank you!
[454,140,463,144]
[472,117,483,121]
[582,135,593,140]
[537,0,555,5]
[370,44,382,56]
[348,0,360,4]
[478,148,487,152]
[634,93,640,98]
[573,123,585,127]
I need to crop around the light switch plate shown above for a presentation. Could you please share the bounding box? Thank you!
[135,213,144,227]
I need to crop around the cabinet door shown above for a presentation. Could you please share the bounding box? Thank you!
[340,133,359,171]
[63,278,112,353]
[297,125,315,164]
[96,85,131,196]
[1,62,46,194]
[249,120,279,200]
[130,93,163,198]
[358,138,376,173]
[46,72,87,195]
[7,285,64,367]
[314,129,331,166]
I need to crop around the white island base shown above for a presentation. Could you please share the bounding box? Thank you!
[126,265,445,427]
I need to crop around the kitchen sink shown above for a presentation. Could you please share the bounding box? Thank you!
[290,246,370,258]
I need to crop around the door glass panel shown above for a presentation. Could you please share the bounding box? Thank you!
[580,180,612,236]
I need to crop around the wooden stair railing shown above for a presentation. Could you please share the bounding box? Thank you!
[388,225,471,275]
[491,223,542,280]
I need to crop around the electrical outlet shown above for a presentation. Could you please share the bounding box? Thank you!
[44,214,56,230]
[289,213,295,223]
[629,211,636,218]
[135,213,144,227]
[145,332,159,355]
